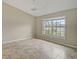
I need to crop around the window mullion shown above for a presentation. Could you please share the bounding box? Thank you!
[56,20,57,37]
[52,20,53,36]
[60,20,61,38]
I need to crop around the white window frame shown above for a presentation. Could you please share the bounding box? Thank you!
[42,16,66,40]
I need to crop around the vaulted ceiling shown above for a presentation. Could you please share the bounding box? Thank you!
[3,0,77,16]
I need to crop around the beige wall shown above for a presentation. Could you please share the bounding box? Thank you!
[2,3,35,43]
[35,8,77,48]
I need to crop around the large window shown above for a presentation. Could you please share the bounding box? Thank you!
[42,17,65,39]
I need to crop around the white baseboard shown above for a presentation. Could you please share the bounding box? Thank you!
[64,43,77,49]
[2,37,32,44]
[45,39,77,49]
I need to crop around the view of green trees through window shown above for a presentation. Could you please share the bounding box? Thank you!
[42,17,65,38]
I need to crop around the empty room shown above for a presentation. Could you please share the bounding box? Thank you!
[2,0,77,59]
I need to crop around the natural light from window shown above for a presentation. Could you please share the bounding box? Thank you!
[42,17,65,39]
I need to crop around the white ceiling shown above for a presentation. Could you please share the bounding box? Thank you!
[3,0,77,16]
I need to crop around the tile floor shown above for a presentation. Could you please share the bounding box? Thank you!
[2,39,77,59]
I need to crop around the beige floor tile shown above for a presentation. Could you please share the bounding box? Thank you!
[2,39,77,59]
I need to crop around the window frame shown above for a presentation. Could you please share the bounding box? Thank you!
[42,16,66,40]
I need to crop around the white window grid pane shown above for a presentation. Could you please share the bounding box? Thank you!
[42,17,65,39]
